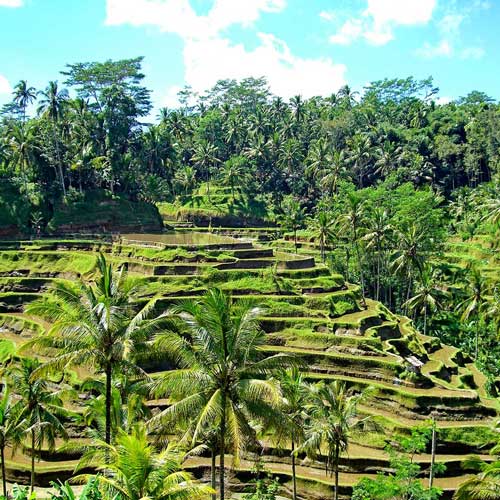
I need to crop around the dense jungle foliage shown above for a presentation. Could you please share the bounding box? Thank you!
[0,57,498,378]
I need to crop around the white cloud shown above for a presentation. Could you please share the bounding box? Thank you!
[319,10,335,22]
[106,0,346,99]
[0,74,11,94]
[438,13,464,37]
[330,0,436,46]
[183,33,346,98]
[161,85,183,108]
[105,0,286,39]
[415,1,488,60]
[460,47,485,59]
[415,40,452,58]
[0,0,23,6]
[365,0,435,27]
[435,96,452,105]
[329,19,363,45]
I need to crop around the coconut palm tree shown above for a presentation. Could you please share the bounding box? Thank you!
[275,368,311,500]
[76,423,213,500]
[311,209,336,262]
[148,288,294,500]
[321,151,346,197]
[456,266,490,359]
[391,223,427,311]
[221,157,246,203]
[25,254,165,445]
[403,265,449,335]
[454,453,500,500]
[175,165,197,198]
[12,80,36,123]
[300,381,367,500]
[362,207,393,302]
[9,358,68,493]
[7,122,36,193]
[338,193,367,306]
[191,141,220,201]
[0,386,23,498]
[37,81,69,196]
[280,195,306,253]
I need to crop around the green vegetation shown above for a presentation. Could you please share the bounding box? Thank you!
[0,61,499,499]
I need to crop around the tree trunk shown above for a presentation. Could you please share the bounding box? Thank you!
[30,429,35,494]
[376,243,381,302]
[105,362,112,445]
[423,304,427,336]
[354,241,366,308]
[211,448,217,500]
[1,444,7,499]
[475,320,480,360]
[334,443,340,500]
[51,123,66,197]
[291,440,297,500]
[429,419,436,489]
[219,395,226,500]
[294,229,298,254]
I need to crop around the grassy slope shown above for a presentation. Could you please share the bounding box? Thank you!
[158,184,272,227]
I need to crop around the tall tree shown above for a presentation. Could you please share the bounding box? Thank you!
[275,368,311,500]
[76,423,213,500]
[0,386,22,498]
[300,381,366,500]
[37,81,68,196]
[149,289,294,500]
[26,254,164,445]
[12,80,36,123]
[9,358,68,493]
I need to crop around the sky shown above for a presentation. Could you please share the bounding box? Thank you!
[0,0,499,113]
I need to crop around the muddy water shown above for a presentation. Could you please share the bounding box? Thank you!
[120,231,240,245]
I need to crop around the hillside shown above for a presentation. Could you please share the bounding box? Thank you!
[0,231,497,498]
[158,184,272,227]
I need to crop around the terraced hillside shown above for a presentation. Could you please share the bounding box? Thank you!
[0,232,498,499]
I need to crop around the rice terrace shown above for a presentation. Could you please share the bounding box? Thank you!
[0,1,500,499]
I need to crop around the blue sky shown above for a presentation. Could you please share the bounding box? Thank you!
[0,0,499,113]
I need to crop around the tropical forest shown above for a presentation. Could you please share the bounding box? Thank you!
[0,54,499,500]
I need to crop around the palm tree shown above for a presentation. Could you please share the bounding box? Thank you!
[306,138,330,181]
[7,122,36,193]
[347,134,371,188]
[373,140,402,179]
[280,195,306,253]
[311,209,336,262]
[12,80,36,123]
[338,193,367,306]
[362,207,392,302]
[175,165,197,198]
[456,266,490,359]
[403,265,449,335]
[25,254,165,445]
[454,452,500,500]
[321,151,346,197]
[221,157,246,203]
[290,95,305,124]
[391,223,427,310]
[275,368,311,500]
[191,141,220,201]
[148,289,294,500]
[300,381,366,500]
[76,423,212,500]
[0,386,23,498]
[9,358,68,493]
[37,81,68,196]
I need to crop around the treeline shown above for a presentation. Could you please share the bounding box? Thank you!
[0,57,499,226]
